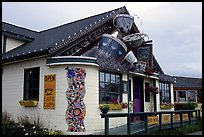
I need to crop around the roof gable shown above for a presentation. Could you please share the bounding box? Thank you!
[2,22,39,40]
[2,6,130,63]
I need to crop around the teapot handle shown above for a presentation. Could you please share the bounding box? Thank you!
[113,16,118,27]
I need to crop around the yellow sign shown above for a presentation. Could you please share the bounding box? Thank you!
[148,116,158,125]
[147,113,189,125]
[183,113,189,121]
[162,115,170,124]
[174,114,180,122]
[44,74,56,109]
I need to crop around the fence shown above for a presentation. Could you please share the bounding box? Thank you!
[100,109,201,135]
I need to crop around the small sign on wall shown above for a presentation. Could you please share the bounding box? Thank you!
[44,74,56,109]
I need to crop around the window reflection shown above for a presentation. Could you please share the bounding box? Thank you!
[99,71,122,104]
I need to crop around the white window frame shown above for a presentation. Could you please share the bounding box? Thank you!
[175,90,197,103]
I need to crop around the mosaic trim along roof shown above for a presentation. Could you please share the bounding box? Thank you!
[2,6,128,62]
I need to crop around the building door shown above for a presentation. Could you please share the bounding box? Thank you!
[132,77,144,121]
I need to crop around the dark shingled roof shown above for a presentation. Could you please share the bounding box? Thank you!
[173,76,202,89]
[2,22,39,39]
[2,6,129,63]
[2,6,164,77]
[153,55,164,74]
[159,74,176,83]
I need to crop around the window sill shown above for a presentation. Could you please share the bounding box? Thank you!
[19,100,38,107]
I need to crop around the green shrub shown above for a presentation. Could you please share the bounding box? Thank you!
[2,111,19,126]
[186,102,198,110]
[175,102,198,110]
[2,111,64,135]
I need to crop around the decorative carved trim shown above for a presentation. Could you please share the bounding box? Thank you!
[59,22,116,56]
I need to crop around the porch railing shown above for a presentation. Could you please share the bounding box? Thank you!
[100,109,201,135]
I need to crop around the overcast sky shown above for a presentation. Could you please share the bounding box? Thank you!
[2,2,202,78]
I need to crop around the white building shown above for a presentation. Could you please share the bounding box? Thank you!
[2,6,175,134]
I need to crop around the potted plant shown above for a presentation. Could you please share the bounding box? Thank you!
[145,66,155,76]
[121,102,128,109]
[99,104,110,114]
[160,102,174,109]
[146,86,159,94]
[186,101,198,110]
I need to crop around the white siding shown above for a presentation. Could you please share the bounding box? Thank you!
[2,57,46,126]
[2,56,128,134]
[6,37,25,52]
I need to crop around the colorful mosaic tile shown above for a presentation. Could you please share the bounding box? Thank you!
[65,67,86,132]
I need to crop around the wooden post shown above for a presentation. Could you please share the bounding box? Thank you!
[170,113,173,128]
[145,113,148,133]
[127,115,131,135]
[198,110,201,123]
[104,115,109,135]
[180,112,183,127]
[188,111,192,125]
[159,112,162,131]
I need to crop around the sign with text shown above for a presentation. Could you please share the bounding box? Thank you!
[183,113,189,121]
[44,74,56,109]
[173,114,180,122]
[162,115,170,124]
[148,113,189,125]
[148,116,158,125]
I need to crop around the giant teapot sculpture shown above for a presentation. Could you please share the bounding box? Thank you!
[113,14,134,35]
[97,34,127,63]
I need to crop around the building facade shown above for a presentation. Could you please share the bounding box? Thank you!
[2,6,176,134]
[173,76,202,112]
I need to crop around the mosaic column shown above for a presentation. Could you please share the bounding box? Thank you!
[65,67,86,132]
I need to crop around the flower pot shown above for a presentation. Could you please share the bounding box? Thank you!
[109,104,122,110]
[101,108,109,114]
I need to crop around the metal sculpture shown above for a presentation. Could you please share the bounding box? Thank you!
[113,14,134,35]
[97,34,127,69]
[123,33,148,47]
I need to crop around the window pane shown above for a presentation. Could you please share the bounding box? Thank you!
[159,82,171,104]
[24,67,40,101]
[110,83,115,92]
[116,75,120,84]
[105,83,110,91]
[33,90,39,99]
[145,92,150,102]
[111,74,115,83]
[99,71,121,104]
[178,91,186,102]
[33,68,39,78]
[100,72,105,82]
[188,91,196,102]
[105,73,110,83]
[174,91,177,102]
[100,82,105,89]
[33,79,39,90]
